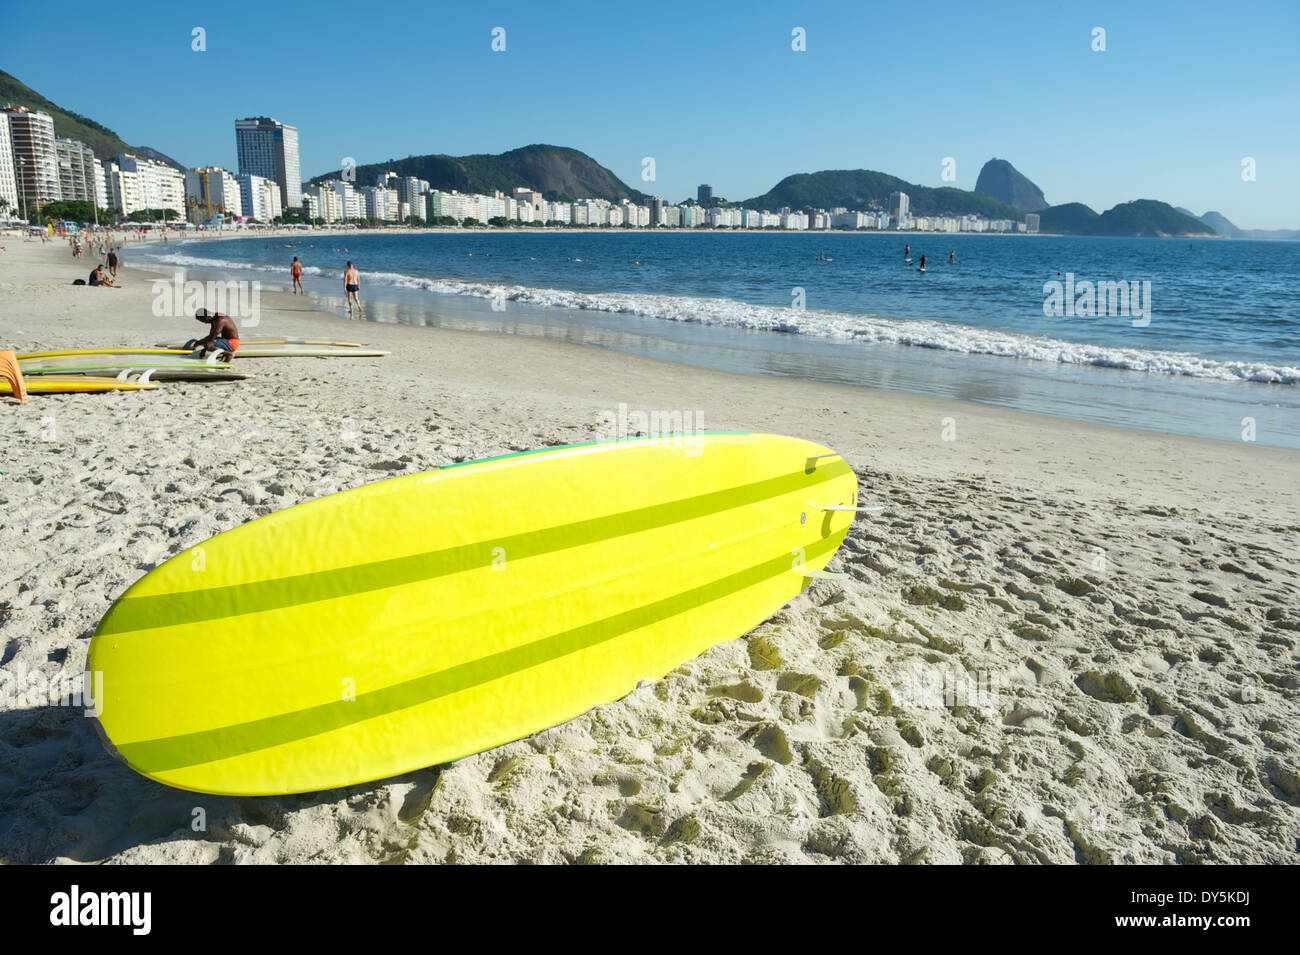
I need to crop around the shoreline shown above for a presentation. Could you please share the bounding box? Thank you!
[2,238,1298,864]
[131,230,1300,450]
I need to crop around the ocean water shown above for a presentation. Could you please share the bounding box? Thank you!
[140,231,1300,448]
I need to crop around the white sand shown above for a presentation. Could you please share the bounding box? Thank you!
[1,235,1297,864]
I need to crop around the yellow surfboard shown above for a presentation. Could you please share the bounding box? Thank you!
[89,433,858,796]
[18,349,190,360]
[156,338,367,348]
[3,375,159,395]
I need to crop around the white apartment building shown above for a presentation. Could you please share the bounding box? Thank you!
[54,138,98,204]
[106,154,185,216]
[93,162,107,209]
[833,211,868,229]
[428,190,474,222]
[237,173,281,221]
[321,180,363,220]
[360,186,385,220]
[0,112,21,214]
[3,107,60,212]
[396,176,425,208]
[303,183,345,222]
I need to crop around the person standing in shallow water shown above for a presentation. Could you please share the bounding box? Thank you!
[291,256,304,295]
[344,262,363,318]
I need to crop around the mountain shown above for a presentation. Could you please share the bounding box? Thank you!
[1198,211,1241,237]
[1038,202,1099,233]
[1037,200,1211,237]
[309,145,648,204]
[974,158,1048,212]
[742,169,1024,220]
[0,69,183,169]
[1090,200,1214,237]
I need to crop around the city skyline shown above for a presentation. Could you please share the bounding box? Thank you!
[1,0,1297,227]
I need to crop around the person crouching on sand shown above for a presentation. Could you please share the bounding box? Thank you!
[344,261,363,318]
[190,308,241,363]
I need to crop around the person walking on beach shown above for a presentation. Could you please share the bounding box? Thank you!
[344,262,363,318]
[107,247,120,279]
[291,256,304,295]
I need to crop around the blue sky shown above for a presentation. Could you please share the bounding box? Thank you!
[3,0,1297,227]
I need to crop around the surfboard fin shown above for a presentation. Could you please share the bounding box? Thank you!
[0,350,28,403]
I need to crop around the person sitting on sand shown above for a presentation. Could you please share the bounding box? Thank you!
[88,265,117,288]
[190,308,241,363]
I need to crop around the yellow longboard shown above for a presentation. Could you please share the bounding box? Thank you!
[3,375,159,395]
[156,339,367,348]
[90,433,858,796]
[18,349,189,360]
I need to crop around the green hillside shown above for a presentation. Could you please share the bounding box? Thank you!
[1090,200,1214,237]
[309,145,648,204]
[0,69,183,169]
[742,169,1024,220]
[1038,202,1100,233]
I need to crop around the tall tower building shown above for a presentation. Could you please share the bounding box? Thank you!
[888,190,909,226]
[0,112,19,214]
[235,116,301,213]
[697,184,713,205]
[3,107,61,214]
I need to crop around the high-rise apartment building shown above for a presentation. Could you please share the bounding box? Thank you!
[3,107,61,213]
[54,138,99,203]
[235,116,301,212]
[0,112,19,215]
[888,190,909,226]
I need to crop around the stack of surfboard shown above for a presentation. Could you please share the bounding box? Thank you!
[153,338,389,358]
[15,349,253,384]
[2,347,162,399]
[5,339,390,400]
